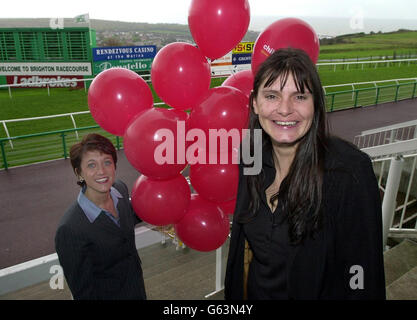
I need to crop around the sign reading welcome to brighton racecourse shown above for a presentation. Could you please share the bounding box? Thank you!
[92,45,157,74]
[211,41,254,76]
[0,62,92,76]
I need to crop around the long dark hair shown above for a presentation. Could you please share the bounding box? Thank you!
[241,48,329,245]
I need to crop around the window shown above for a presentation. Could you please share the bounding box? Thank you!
[42,32,64,60]
[67,31,88,60]
[19,31,40,61]
[0,32,17,61]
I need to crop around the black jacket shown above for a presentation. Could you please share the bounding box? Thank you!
[225,137,386,299]
[55,179,146,300]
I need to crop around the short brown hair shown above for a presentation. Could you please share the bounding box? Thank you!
[70,133,117,186]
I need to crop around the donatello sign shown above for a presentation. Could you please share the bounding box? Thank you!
[92,45,156,74]
[93,59,153,74]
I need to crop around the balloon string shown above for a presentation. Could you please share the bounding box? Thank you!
[156,225,186,249]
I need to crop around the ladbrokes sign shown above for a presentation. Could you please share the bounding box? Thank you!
[6,76,84,88]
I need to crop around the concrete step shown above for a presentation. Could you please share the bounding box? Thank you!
[384,239,417,286]
[386,266,417,300]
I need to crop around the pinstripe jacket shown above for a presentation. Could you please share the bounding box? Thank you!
[55,179,146,300]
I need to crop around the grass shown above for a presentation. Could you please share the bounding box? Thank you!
[319,31,417,60]
[320,62,417,90]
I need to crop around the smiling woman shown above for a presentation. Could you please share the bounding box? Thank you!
[55,133,147,300]
[225,48,386,300]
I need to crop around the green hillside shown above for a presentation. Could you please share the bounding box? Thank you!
[319,30,417,59]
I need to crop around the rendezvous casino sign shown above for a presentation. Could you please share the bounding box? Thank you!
[92,45,156,74]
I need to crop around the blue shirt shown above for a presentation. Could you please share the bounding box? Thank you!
[77,186,123,227]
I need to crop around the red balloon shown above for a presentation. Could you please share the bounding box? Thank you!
[124,108,188,180]
[175,194,230,252]
[251,18,320,75]
[190,163,239,203]
[187,86,249,156]
[188,0,250,60]
[217,199,237,215]
[131,175,191,226]
[88,68,153,136]
[222,70,254,98]
[151,42,211,110]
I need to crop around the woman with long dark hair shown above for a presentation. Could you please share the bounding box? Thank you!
[225,48,386,299]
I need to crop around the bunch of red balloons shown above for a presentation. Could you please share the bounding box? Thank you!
[87,0,320,252]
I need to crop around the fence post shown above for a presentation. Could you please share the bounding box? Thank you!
[331,93,335,112]
[0,140,8,170]
[381,156,404,249]
[354,90,359,107]
[412,82,417,99]
[1,121,13,149]
[61,133,68,159]
[69,114,79,140]
[394,84,400,102]
[375,87,380,105]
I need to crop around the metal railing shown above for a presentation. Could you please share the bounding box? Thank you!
[358,122,417,247]
[0,126,121,170]
[354,119,417,151]
[316,58,417,72]
[326,80,417,111]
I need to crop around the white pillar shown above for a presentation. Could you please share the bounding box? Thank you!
[381,156,404,249]
[215,246,222,291]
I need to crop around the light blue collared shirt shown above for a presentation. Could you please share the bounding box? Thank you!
[77,186,123,227]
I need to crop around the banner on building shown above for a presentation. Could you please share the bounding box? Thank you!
[210,42,254,76]
[6,76,84,88]
[232,42,254,54]
[92,59,153,74]
[93,45,157,62]
[0,62,92,76]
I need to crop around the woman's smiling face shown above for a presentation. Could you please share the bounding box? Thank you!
[253,72,314,148]
[78,150,116,198]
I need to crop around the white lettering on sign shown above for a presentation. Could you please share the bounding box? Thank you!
[7,76,84,88]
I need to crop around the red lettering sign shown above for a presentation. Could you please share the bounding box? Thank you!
[6,76,84,89]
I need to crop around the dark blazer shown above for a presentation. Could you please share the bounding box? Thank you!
[225,137,386,300]
[55,179,146,300]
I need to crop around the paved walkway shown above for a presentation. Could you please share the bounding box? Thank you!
[0,98,416,269]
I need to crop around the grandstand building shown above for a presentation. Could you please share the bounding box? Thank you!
[0,18,96,89]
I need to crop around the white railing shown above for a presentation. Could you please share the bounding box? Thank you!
[1,57,416,97]
[354,119,417,151]
[358,121,417,248]
[316,58,417,72]
[318,54,417,63]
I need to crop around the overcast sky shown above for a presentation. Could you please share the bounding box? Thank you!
[2,0,417,24]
